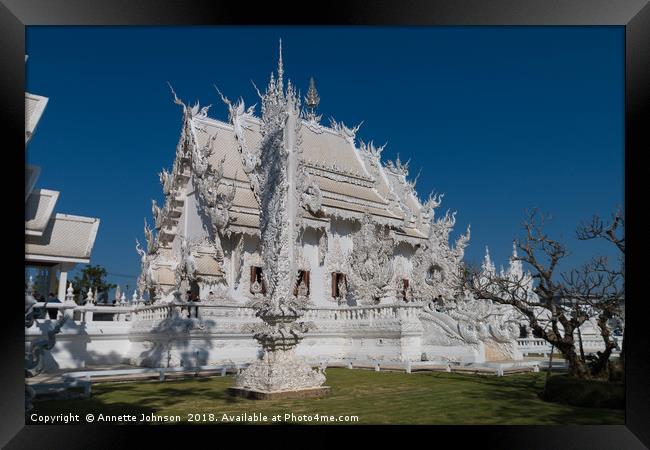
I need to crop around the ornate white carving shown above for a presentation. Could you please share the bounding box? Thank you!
[235,348,325,392]
[304,160,374,185]
[304,118,324,134]
[318,232,327,266]
[136,238,157,296]
[328,118,362,146]
[143,218,158,254]
[193,153,237,237]
[347,213,395,305]
[233,48,326,392]
[215,87,256,158]
[232,235,245,289]
[174,236,197,286]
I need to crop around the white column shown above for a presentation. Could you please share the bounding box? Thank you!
[57,270,68,301]
[57,263,75,301]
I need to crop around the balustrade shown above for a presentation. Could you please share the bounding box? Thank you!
[33,301,619,355]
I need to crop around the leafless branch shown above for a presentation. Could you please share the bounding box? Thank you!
[576,207,625,254]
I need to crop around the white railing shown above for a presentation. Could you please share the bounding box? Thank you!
[29,301,426,326]
[29,302,136,323]
[29,301,624,356]
[303,304,423,322]
[516,336,622,356]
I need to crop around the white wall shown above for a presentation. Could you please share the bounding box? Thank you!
[27,304,506,371]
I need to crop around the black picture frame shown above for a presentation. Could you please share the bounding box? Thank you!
[3,0,648,447]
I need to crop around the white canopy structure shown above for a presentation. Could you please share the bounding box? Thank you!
[25,56,100,301]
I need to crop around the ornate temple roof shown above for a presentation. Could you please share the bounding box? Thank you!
[139,44,471,297]
[191,112,419,231]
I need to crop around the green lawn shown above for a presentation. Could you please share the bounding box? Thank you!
[29,369,624,425]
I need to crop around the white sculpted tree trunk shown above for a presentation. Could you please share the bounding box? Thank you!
[232,48,325,393]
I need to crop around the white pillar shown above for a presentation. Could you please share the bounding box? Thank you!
[57,270,68,301]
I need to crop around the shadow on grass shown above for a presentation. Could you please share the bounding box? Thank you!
[415,372,624,425]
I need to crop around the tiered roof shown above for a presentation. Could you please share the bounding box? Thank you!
[25,69,100,265]
[190,111,426,237]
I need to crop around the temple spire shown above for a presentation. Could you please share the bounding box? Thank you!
[277,39,284,93]
[305,76,320,121]
[508,240,524,278]
[482,245,495,274]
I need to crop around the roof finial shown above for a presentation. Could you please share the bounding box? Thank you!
[305,76,320,121]
[277,38,284,93]
[482,245,496,274]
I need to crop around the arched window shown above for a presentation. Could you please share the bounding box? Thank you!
[401,279,410,302]
[250,266,267,295]
[331,272,346,297]
[293,270,310,296]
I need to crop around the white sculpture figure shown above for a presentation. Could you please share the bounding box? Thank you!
[175,236,197,287]
[143,219,157,255]
[63,282,74,304]
[296,278,309,302]
[193,154,236,237]
[337,275,348,306]
[318,232,327,266]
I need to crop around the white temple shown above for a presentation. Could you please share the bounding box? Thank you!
[127,43,524,365]
[28,44,619,374]
[138,44,471,310]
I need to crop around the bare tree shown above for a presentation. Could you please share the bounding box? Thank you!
[462,209,592,378]
[561,256,623,379]
[572,207,625,376]
[576,207,625,254]
[461,208,625,380]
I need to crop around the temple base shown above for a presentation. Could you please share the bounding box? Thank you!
[227,386,331,400]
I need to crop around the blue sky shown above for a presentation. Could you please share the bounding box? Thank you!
[26,26,624,290]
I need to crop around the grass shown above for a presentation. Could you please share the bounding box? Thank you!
[29,369,624,425]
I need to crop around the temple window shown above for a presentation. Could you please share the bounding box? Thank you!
[250,266,267,295]
[331,272,346,298]
[401,279,410,302]
[426,264,444,283]
[293,270,310,296]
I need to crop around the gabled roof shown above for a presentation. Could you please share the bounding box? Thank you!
[191,115,409,225]
[25,213,100,264]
